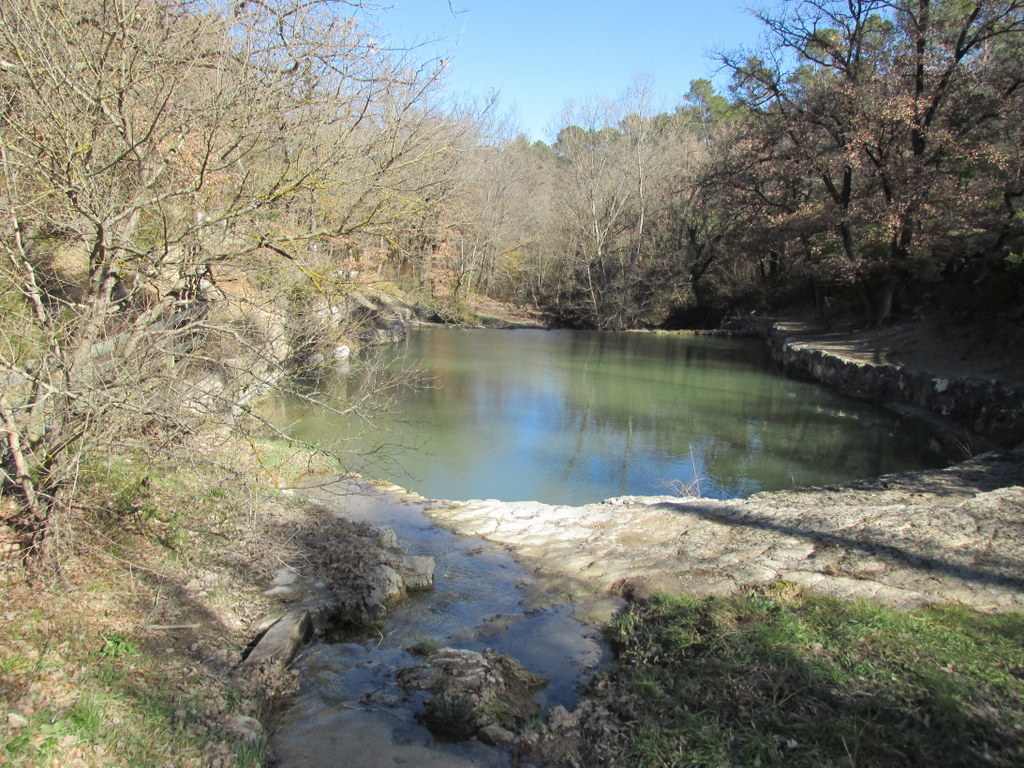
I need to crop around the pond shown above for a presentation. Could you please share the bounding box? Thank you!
[271,328,945,504]
[267,328,950,766]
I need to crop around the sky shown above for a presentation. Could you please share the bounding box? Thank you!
[373,0,767,142]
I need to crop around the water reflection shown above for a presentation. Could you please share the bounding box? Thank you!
[271,329,944,505]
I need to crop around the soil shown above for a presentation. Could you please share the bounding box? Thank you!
[465,295,549,329]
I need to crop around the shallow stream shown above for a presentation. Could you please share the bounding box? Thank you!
[270,480,616,767]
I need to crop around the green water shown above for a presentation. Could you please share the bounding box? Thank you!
[272,328,945,505]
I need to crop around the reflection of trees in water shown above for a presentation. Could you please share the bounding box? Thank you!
[561,401,592,481]
[556,333,941,495]
[274,330,944,501]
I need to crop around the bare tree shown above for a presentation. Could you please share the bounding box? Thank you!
[0,0,455,567]
[547,82,700,328]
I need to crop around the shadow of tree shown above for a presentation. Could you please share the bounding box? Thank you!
[655,489,1024,593]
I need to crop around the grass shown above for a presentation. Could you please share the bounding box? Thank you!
[0,435,318,767]
[584,584,1024,768]
[0,601,267,767]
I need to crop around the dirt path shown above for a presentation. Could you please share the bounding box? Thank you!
[773,312,1024,387]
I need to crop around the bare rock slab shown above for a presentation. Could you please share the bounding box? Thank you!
[243,610,313,671]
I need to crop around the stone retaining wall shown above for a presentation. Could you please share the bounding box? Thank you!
[767,325,1024,449]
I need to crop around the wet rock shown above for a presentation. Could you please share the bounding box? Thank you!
[368,564,405,603]
[372,527,399,549]
[272,509,438,633]
[426,448,1024,612]
[397,648,547,741]
[477,724,515,746]
[396,554,435,591]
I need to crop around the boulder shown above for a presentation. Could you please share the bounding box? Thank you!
[397,648,547,741]
[242,610,313,671]
[396,555,435,591]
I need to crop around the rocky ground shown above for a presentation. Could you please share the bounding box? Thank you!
[421,446,1024,614]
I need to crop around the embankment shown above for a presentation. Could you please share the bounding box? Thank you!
[766,322,1024,450]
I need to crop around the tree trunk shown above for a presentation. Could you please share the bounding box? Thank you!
[860,276,897,327]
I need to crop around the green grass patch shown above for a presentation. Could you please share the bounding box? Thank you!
[1,630,266,768]
[0,436,298,767]
[594,586,1024,767]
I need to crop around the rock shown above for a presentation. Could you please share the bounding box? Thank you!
[477,724,515,746]
[263,585,297,600]
[6,712,27,729]
[396,555,435,591]
[251,611,286,635]
[273,567,299,586]
[397,648,547,741]
[300,597,342,634]
[425,448,1024,612]
[368,564,405,603]
[242,610,312,670]
[767,323,1024,447]
[373,527,399,549]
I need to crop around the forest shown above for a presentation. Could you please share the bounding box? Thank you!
[438,0,1024,331]
[2,0,1023,565]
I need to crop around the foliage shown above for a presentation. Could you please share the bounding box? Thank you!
[423,1,1024,330]
[716,0,1024,324]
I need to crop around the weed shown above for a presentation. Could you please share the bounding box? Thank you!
[406,638,439,657]
[99,632,138,659]
[423,694,480,740]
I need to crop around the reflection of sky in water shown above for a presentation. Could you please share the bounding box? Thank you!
[274,329,945,505]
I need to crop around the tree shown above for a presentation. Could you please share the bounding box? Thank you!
[545,81,698,328]
[0,0,454,567]
[722,0,1024,323]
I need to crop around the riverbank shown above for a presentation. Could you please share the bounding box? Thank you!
[766,314,1024,450]
[422,445,1024,612]
[3,311,1022,767]
[0,437,380,767]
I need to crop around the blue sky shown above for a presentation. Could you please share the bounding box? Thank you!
[374,1,766,142]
